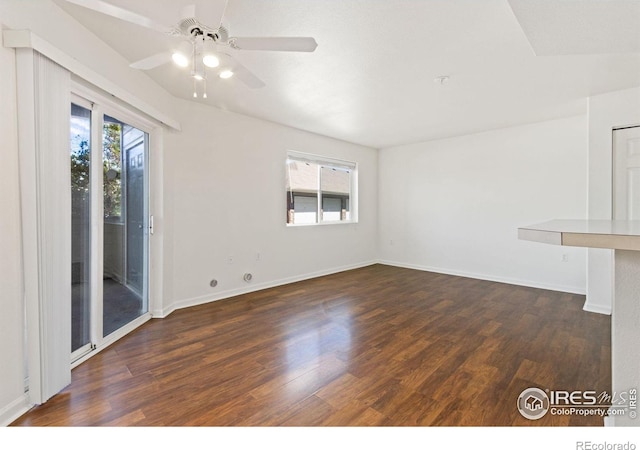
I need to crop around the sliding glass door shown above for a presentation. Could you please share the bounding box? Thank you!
[102,115,149,337]
[70,99,150,361]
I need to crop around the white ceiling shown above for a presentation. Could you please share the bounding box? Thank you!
[53,0,640,149]
[508,0,640,55]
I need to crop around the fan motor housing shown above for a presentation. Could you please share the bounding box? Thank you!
[175,17,228,43]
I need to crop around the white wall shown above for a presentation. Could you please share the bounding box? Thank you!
[160,99,378,315]
[378,115,589,294]
[0,31,27,425]
[586,87,640,315]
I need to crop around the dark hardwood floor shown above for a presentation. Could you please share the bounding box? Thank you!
[12,264,611,426]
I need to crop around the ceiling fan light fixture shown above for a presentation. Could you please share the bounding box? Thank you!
[203,54,220,68]
[172,41,192,68]
[172,52,189,68]
[202,38,220,68]
[68,0,316,92]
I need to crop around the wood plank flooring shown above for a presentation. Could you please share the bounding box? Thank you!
[12,264,611,426]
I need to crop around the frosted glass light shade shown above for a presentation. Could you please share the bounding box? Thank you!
[202,39,219,68]
[172,41,192,68]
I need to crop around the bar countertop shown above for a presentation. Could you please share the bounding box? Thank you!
[518,219,640,251]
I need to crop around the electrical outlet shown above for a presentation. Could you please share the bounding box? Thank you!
[227,255,234,265]
[562,254,569,263]
[256,252,261,262]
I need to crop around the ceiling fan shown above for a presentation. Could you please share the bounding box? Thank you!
[62,0,318,96]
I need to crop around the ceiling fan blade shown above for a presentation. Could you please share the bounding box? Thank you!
[221,54,265,89]
[233,65,266,89]
[230,37,318,52]
[62,0,173,34]
[129,52,172,70]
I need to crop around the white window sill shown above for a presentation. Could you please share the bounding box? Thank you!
[286,220,358,228]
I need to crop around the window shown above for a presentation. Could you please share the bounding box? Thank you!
[286,152,356,225]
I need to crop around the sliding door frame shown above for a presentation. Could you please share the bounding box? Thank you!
[69,94,94,362]
[70,79,163,368]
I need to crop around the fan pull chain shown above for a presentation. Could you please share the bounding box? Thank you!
[192,37,198,98]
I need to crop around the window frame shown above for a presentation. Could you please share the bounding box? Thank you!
[286,151,358,227]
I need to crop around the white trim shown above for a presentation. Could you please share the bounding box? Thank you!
[285,220,358,228]
[70,93,92,110]
[2,29,180,132]
[582,301,612,315]
[377,259,588,296]
[153,261,378,318]
[72,80,158,134]
[287,151,357,170]
[90,105,105,344]
[153,259,595,319]
[70,343,93,364]
[148,129,164,316]
[0,394,31,427]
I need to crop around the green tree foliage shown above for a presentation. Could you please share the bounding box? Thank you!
[70,122,123,219]
[70,138,90,193]
[103,123,122,218]
[70,136,90,226]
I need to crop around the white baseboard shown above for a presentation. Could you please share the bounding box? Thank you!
[377,259,587,295]
[582,301,612,316]
[154,260,378,318]
[0,394,31,427]
[153,259,594,319]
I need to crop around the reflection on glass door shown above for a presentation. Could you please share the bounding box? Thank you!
[70,103,92,354]
[102,115,148,337]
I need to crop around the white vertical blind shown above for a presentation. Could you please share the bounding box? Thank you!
[17,49,71,403]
